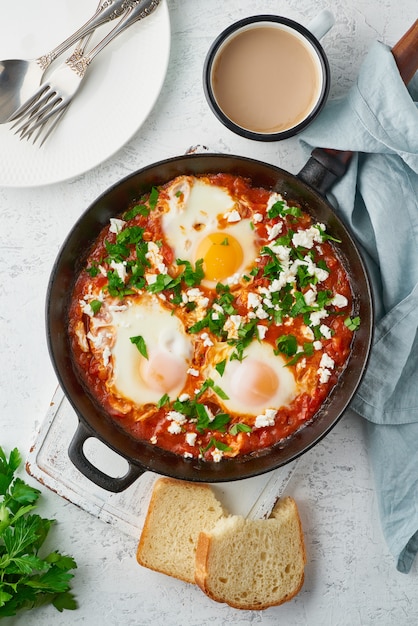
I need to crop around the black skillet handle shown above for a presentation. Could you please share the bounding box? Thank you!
[68,421,145,493]
[297,147,354,195]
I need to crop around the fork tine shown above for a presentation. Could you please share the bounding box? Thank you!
[18,100,66,142]
[36,106,69,147]
[24,94,62,126]
[7,84,51,123]
[15,95,63,139]
[10,91,56,134]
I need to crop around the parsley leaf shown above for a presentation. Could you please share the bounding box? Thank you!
[275,334,298,357]
[89,300,102,315]
[260,246,283,279]
[229,422,252,436]
[0,446,77,618]
[124,203,150,219]
[130,335,148,359]
[148,187,159,210]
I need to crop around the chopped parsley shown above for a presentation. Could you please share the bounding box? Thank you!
[130,335,148,359]
[344,316,361,331]
[268,199,302,219]
[229,422,252,436]
[89,300,102,315]
[215,359,227,377]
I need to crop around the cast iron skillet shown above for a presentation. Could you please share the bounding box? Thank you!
[46,149,373,491]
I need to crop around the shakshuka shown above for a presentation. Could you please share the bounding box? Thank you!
[68,173,358,462]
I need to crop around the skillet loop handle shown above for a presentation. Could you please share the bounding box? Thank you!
[297,147,353,196]
[68,421,144,493]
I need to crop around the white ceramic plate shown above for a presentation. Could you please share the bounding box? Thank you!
[0,0,170,188]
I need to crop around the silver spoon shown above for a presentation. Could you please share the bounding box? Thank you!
[0,0,131,123]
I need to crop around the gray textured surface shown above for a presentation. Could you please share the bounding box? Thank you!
[1,0,417,624]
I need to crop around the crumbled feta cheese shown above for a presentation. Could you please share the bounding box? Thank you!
[255,307,269,320]
[269,278,283,293]
[254,409,277,428]
[262,296,274,309]
[266,192,284,213]
[317,352,335,382]
[167,411,187,425]
[80,301,95,317]
[212,303,224,314]
[320,353,335,370]
[304,288,317,306]
[178,393,190,402]
[310,309,329,326]
[314,266,329,283]
[183,452,194,459]
[201,332,214,347]
[331,293,348,308]
[318,368,332,384]
[313,340,323,351]
[211,448,224,462]
[150,435,157,445]
[300,255,329,283]
[247,292,262,309]
[109,218,126,234]
[223,315,242,339]
[185,432,197,447]
[186,288,203,300]
[320,324,332,339]
[224,209,241,223]
[211,312,220,320]
[267,222,283,240]
[257,324,268,340]
[167,421,182,434]
[187,367,199,377]
[110,260,127,283]
[145,273,158,285]
[167,410,187,434]
[145,242,165,272]
[302,325,315,341]
[253,212,263,223]
[226,272,241,285]
[270,243,291,265]
[292,225,323,249]
[184,287,209,312]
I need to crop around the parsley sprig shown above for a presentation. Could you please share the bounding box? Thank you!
[0,446,77,618]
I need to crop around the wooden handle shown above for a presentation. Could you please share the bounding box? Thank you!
[391,19,418,85]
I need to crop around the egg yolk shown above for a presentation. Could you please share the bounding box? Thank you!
[231,359,279,406]
[140,351,186,394]
[196,232,243,281]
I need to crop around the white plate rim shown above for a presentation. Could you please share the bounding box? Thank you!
[0,0,171,188]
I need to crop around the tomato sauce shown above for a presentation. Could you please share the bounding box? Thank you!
[68,174,357,462]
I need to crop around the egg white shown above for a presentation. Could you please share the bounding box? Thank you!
[204,340,298,416]
[161,176,258,285]
[108,296,193,405]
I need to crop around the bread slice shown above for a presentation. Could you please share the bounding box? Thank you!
[195,496,306,610]
[136,477,226,583]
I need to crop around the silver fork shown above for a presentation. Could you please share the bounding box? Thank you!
[9,0,161,146]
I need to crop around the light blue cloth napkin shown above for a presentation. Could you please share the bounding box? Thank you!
[299,40,418,573]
